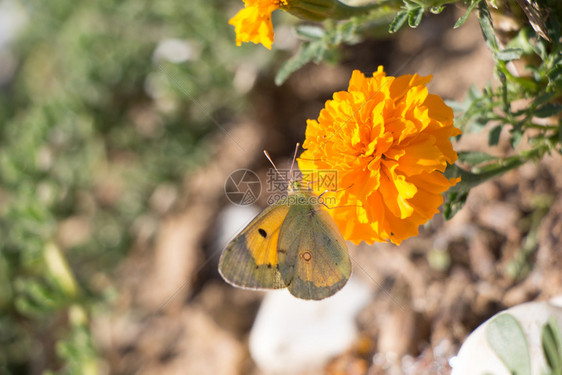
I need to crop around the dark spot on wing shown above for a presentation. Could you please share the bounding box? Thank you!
[258,228,267,238]
[278,249,287,254]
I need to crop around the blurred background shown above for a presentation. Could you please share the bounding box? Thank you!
[1,0,561,374]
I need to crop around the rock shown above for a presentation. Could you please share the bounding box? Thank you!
[249,276,372,374]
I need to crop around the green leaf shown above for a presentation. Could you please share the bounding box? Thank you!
[429,5,444,14]
[505,28,536,55]
[477,1,500,54]
[496,47,524,61]
[337,20,357,43]
[408,6,424,28]
[486,313,531,375]
[534,92,559,107]
[510,130,523,149]
[457,151,498,165]
[468,84,483,100]
[454,0,481,29]
[275,41,325,85]
[534,103,562,118]
[488,125,502,146]
[389,9,409,33]
[542,317,562,374]
[443,190,468,219]
[295,25,325,41]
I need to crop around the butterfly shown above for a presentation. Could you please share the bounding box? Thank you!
[219,148,351,300]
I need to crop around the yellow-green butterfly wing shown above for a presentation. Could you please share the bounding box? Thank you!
[277,190,351,300]
[218,198,289,290]
[219,189,351,300]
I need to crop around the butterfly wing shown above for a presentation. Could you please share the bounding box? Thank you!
[219,199,289,290]
[277,199,351,300]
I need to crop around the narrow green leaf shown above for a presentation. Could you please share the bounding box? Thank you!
[477,1,499,54]
[454,0,481,29]
[389,10,409,33]
[443,190,468,219]
[505,28,535,55]
[488,125,502,146]
[510,130,523,149]
[275,41,324,85]
[468,84,483,100]
[486,314,531,375]
[295,25,325,41]
[457,151,498,165]
[496,47,524,61]
[534,103,562,118]
[337,20,357,42]
[534,92,559,107]
[408,6,424,28]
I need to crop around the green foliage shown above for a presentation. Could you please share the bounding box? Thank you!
[454,0,481,28]
[0,0,247,372]
[443,8,561,219]
[276,21,360,85]
[275,2,402,85]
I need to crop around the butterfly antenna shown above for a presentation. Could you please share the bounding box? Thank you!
[288,143,300,177]
[263,150,285,181]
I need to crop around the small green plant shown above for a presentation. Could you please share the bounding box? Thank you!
[0,0,247,372]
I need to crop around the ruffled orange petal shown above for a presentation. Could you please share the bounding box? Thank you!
[298,67,461,245]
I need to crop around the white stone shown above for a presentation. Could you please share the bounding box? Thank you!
[249,275,372,374]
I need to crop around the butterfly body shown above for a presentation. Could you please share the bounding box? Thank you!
[219,184,351,300]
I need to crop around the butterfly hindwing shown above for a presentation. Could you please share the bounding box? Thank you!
[218,199,289,290]
[277,192,351,300]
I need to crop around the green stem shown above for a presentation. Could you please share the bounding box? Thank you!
[447,146,545,192]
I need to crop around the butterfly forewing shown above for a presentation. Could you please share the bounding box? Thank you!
[219,199,289,290]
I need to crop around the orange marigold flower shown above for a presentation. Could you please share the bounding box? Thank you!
[298,67,462,245]
[229,0,287,50]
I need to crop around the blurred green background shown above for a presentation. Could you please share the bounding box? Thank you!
[0,0,266,373]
